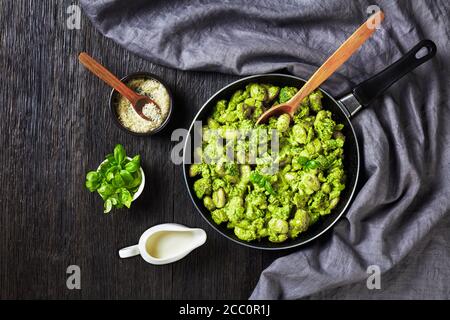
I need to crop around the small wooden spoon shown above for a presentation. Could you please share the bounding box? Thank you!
[78,52,159,121]
[256,11,384,124]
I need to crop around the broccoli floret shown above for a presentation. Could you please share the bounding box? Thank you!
[254,105,264,118]
[309,210,320,225]
[323,138,344,152]
[214,163,226,177]
[268,233,288,243]
[252,218,268,237]
[329,197,340,209]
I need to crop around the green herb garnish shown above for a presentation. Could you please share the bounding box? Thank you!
[250,171,276,196]
[85,144,142,213]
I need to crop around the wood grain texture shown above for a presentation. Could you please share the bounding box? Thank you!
[0,0,290,299]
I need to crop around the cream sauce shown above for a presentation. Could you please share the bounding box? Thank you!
[145,231,196,259]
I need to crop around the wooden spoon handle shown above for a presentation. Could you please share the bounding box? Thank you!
[288,11,385,113]
[78,52,139,104]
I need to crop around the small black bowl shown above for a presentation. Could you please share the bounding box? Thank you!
[109,72,173,136]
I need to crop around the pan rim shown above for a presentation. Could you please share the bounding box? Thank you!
[182,73,360,250]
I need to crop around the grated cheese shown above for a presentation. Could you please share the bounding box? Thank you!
[116,78,170,133]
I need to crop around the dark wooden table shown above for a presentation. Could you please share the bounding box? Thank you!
[0,0,291,299]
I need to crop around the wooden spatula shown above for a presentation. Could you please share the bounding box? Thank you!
[256,11,384,124]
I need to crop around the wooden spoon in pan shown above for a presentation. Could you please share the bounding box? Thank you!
[256,11,384,124]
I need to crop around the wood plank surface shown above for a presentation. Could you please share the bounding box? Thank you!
[0,0,289,299]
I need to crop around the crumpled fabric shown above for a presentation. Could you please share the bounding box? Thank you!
[80,0,450,299]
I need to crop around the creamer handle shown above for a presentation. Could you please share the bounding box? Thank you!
[118,245,140,258]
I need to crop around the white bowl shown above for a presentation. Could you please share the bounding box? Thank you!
[98,157,145,202]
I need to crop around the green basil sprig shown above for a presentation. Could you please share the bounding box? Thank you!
[250,171,276,196]
[85,144,142,213]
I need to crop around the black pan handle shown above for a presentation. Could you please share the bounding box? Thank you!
[340,40,436,116]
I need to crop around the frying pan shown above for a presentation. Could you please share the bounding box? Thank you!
[183,40,436,250]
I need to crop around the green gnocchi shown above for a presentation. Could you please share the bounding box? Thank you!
[190,83,346,243]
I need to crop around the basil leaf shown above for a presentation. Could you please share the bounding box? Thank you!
[105,153,115,164]
[97,183,114,197]
[86,144,142,213]
[120,170,133,184]
[125,161,139,173]
[128,175,142,189]
[104,198,113,213]
[130,186,139,194]
[119,189,133,208]
[130,155,140,167]
[250,171,276,195]
[113,173,125,188]
[85,180,99,192]
[109,195,119,206]
[98,163,108,175]
[86,171,99,182]
[264,180,275,196]
[106,166,118,175]
[114,144,126,164]
[297,156,309,165]
[305,160,320,169]
[115,202,124,209]
[250,171,263,184]
[106,171,115,182]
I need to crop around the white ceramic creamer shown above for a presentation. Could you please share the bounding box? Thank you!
[119,224,207,265]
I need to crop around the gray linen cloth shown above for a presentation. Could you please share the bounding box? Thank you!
[80,0,450,299]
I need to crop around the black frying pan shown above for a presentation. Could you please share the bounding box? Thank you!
[183,40,436,250]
